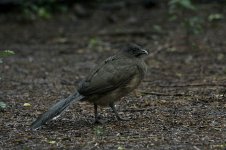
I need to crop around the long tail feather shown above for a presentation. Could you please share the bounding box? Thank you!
[31,92,84,130]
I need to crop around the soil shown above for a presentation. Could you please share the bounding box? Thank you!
[0,3,226,150]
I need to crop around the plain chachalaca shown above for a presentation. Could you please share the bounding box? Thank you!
[31,44,148,130]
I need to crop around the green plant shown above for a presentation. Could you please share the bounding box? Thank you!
[169,0,196,15]
[168,0,204,43]
[0,101,7,111]
[94,126,104,136]
[0,50,15,111]
[184,16,203,35]
[153,25,163,33]
[208,13,224,22]
[0,50,15,60]
[20,0,68,20]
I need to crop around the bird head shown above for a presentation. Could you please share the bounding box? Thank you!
[122,44,148,58]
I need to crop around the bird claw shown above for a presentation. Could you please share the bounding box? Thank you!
[117,116,130,121]
[94,119,107,124]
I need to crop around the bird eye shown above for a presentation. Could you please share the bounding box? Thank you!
[133,48,140,54]
[132,48,137,52]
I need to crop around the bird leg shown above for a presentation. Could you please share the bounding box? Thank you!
[94,104,105,124]
[109,103,129,121]
[94,104,99,123]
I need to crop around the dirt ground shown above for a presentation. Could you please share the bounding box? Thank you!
[0,2,226,150]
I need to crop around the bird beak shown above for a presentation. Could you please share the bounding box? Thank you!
[141,49,149,55]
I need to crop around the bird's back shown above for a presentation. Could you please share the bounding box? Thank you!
[78,55,145,97]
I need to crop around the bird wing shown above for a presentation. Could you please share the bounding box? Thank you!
[78,56,138,96]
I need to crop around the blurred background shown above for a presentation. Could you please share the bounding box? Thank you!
[0,0,226,149]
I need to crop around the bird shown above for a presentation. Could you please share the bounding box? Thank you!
[31,44,148,130]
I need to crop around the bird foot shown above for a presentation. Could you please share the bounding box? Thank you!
[94,119,107,124]
[117,116,130,121]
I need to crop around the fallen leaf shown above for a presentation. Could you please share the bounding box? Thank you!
[118,146,125,150]
[48,140,56,144]
[23,103,31,107]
